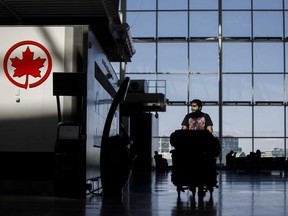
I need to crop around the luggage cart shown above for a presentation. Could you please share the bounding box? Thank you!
[170,130,221,197]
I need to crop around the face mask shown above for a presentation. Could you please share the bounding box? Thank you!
[191,106,199,113]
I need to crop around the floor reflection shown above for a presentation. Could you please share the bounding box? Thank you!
[100,196,128,216]
[170,190,217,216]
[0,170,287,216]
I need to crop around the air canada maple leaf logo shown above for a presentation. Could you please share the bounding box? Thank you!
[3,40,52,89]
[11,47,46,78]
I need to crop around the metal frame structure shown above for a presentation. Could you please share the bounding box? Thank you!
[122,0,288,161]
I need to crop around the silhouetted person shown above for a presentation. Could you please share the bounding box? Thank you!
[181,99,213,133]
[255,149,261,158]
[226,150,235,169]
[154,151,168,172]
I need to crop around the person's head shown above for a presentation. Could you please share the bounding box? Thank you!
[190,99,202,113]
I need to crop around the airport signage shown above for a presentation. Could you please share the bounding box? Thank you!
[3,40,52,89]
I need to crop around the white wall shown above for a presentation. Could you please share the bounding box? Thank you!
[0,26,74,152]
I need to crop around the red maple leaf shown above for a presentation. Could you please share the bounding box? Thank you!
[10,46,46,87]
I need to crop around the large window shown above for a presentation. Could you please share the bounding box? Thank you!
[125,43,156,73]
[158,43,188,73]
[190,42,218,72]
[124,0,288,162]
[223,43,252,73]
[222,12,251,37]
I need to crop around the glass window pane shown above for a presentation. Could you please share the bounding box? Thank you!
[286,44,288,72]
[127,12,156,37]
[253,12,283,37]
[124,74,156,83]
[222,12,251,37]
[190,12,218,37]
[254,139,285,157]
[285,12,288,37]
[158,12,188,37]
[254,106,284,137]
[239,138,252,156]
[126,43,156,73]
[223,106,252,137]
[285,76,288,101]
[286,108,288,136]
[127,0,156,10]
[158,74,188,101]
[253,0,282,10]
[158,0,188,10]
[204,106,219,135]
[254,75,284,101]
[189,74,218,101]
[159,106,187,136]
[253,43,284,73]
[223,42,252,72]
[223,75,252,101]
[222,0,251,9]
[222,139,251,158]
[158,43,188,73]
[222,137,248,165]
[154,137,173,166]
[190,0,218,9]
[286,0,288,10]
[190,42,218,72]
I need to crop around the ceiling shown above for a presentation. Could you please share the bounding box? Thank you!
[0,0,132,62]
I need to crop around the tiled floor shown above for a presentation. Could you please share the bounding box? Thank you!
[0,170,287,216]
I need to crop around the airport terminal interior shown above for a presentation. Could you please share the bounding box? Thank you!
[0,0,288,215]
